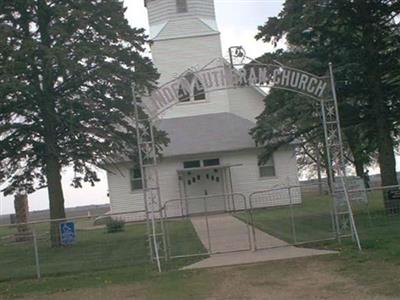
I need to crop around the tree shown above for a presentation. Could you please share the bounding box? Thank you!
[254,0,400,212]
[250,51,375,182]
[0,0,167,246]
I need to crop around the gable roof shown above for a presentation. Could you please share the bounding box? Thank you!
[159,113,256,157]
[153,17,219,41]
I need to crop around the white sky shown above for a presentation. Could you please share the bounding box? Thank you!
[1,0,399,215]
[0,0,285,215]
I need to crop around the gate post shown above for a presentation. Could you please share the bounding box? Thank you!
[32,226,41,280]
[320,63,362,251]
[288,186,297,244]
[248,193,257,251]
[241,194,253,251]
[203,196,212,254]
[132,84,168,272]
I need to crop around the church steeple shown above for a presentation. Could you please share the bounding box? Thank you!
[144,0,227,119]
[145,0,219,41]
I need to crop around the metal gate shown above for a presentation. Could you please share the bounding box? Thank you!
[249,183,338,250]
[162,193,253,258]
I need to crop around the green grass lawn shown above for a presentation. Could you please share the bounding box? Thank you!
[237,190,400,246]
[0,193,399,299]
[0,219,205,283]
[164,219,207,258]
[234,190,400,297]
[236,192,335,244]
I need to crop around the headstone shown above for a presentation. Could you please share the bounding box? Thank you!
[59,222,76,246]
[333,177,368,207]
[387,188,400,215]
[345,177,368,204]
[14,194,31,241]
[10,214,16,224]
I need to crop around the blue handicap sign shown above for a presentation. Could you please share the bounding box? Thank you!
[59,222,76,246]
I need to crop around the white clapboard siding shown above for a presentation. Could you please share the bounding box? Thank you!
[107,164,145,213]
[147,0,216,26]
[221,148,299,195]
[156,17,217,40]
[107,147,300,214]
[151,34,223,84]
[228,87,267,122]
[161,90,230,119]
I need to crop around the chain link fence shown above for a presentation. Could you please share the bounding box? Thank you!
[349,185,400,241]
[0,210,151,281]
[1,182,399,281]
[163,193,252,258]
[247,183,336,250]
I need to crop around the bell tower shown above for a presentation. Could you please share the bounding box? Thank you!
[144,0,223,84]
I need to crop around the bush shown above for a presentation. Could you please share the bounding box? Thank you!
[106,219,125,233]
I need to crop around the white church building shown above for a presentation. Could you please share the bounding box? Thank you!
[105,0,300,216]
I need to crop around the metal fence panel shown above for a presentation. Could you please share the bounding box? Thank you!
[0,224,38,280]
[163,193,251,258]
[249,183,336,249]
[0,210,151,281]
[291,184,336,244]
[349,185,400,240]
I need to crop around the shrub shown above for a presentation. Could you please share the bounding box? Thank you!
[106,219,125,233]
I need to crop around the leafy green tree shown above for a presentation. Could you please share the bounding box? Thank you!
[0,0,167,245]
[254,0,400,212]
[251,51,374,180]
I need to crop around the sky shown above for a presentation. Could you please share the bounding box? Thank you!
[0,0,287,215]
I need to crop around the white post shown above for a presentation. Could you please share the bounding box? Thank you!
[32,227,41,279]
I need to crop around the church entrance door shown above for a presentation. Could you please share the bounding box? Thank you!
[184,169,225,214]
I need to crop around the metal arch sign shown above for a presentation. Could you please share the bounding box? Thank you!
[134,53,363,257]
[142,63,330,118]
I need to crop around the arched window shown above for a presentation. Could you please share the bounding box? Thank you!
[178,73,193,103]
[177,72,207,103]
[178,86,190,102]
[193,79,206,101]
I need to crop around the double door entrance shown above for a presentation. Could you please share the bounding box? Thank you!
[184,169,226,214]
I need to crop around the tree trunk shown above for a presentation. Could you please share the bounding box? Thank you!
[35,0,67,245]
[45,156,66,247]
[345,129,366,179]
[363,18,399,214]
[14,194,31,241]
[354,159,364,179]
[377,128,399,215]
[369,66,399,213]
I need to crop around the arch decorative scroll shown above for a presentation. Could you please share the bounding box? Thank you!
[143,62,330,118]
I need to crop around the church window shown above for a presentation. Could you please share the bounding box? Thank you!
[193,79,206,101]
[184,160,201,169]
[259,157,276,178]
[178,86,190,102]
[178,72,207,103]
[130,167,143,191]
[203,158,220,167]
[176,0,188,13]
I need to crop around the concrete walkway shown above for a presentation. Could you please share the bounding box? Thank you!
[184,214,336,270]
